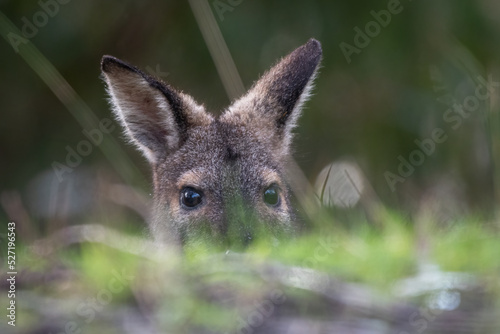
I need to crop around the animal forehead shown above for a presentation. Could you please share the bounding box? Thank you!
[182,121,271,162]
[172,122,281,187]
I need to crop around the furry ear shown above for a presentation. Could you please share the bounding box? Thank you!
[221,39,322,155]
[101,56,212,163]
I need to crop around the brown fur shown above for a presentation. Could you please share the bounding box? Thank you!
[101,39,322,246]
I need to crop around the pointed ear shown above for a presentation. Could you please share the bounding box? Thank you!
[101,56,213,163]
[221,39,322,155]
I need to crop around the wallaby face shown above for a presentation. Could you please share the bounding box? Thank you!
[101,39,322,246]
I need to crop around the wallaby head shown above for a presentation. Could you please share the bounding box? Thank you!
[101,39,322,247]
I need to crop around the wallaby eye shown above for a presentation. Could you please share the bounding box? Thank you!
[180,187,202,209]
[263,185,280,207]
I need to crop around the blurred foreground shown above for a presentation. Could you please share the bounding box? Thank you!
[1,209,500,333]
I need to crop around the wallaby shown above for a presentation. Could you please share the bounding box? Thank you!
[101,39,322,247]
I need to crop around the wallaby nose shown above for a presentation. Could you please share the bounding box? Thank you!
[241,228,253,247]
[219,176,260,248]
[223,202,258,248]
[223,217,256,249]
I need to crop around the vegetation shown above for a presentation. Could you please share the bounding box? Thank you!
[1,0,500,332]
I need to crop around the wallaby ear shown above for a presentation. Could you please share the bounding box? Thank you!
[221,38,322,156]
[101,56,213,163]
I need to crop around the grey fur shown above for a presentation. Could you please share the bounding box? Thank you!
[101,39,322,246]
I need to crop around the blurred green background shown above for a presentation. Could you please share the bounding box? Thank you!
[1,0,500,230]
[2,1,500,333]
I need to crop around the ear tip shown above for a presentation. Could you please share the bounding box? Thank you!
[307,38,322,49]
[101,55,117,73]
[101,55,136,74]
[305,38,322,59]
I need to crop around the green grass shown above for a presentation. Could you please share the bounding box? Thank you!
[4,211,500,333]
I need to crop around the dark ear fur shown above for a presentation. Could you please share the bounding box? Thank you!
[221,39,322,155]
[101,56,212,162]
